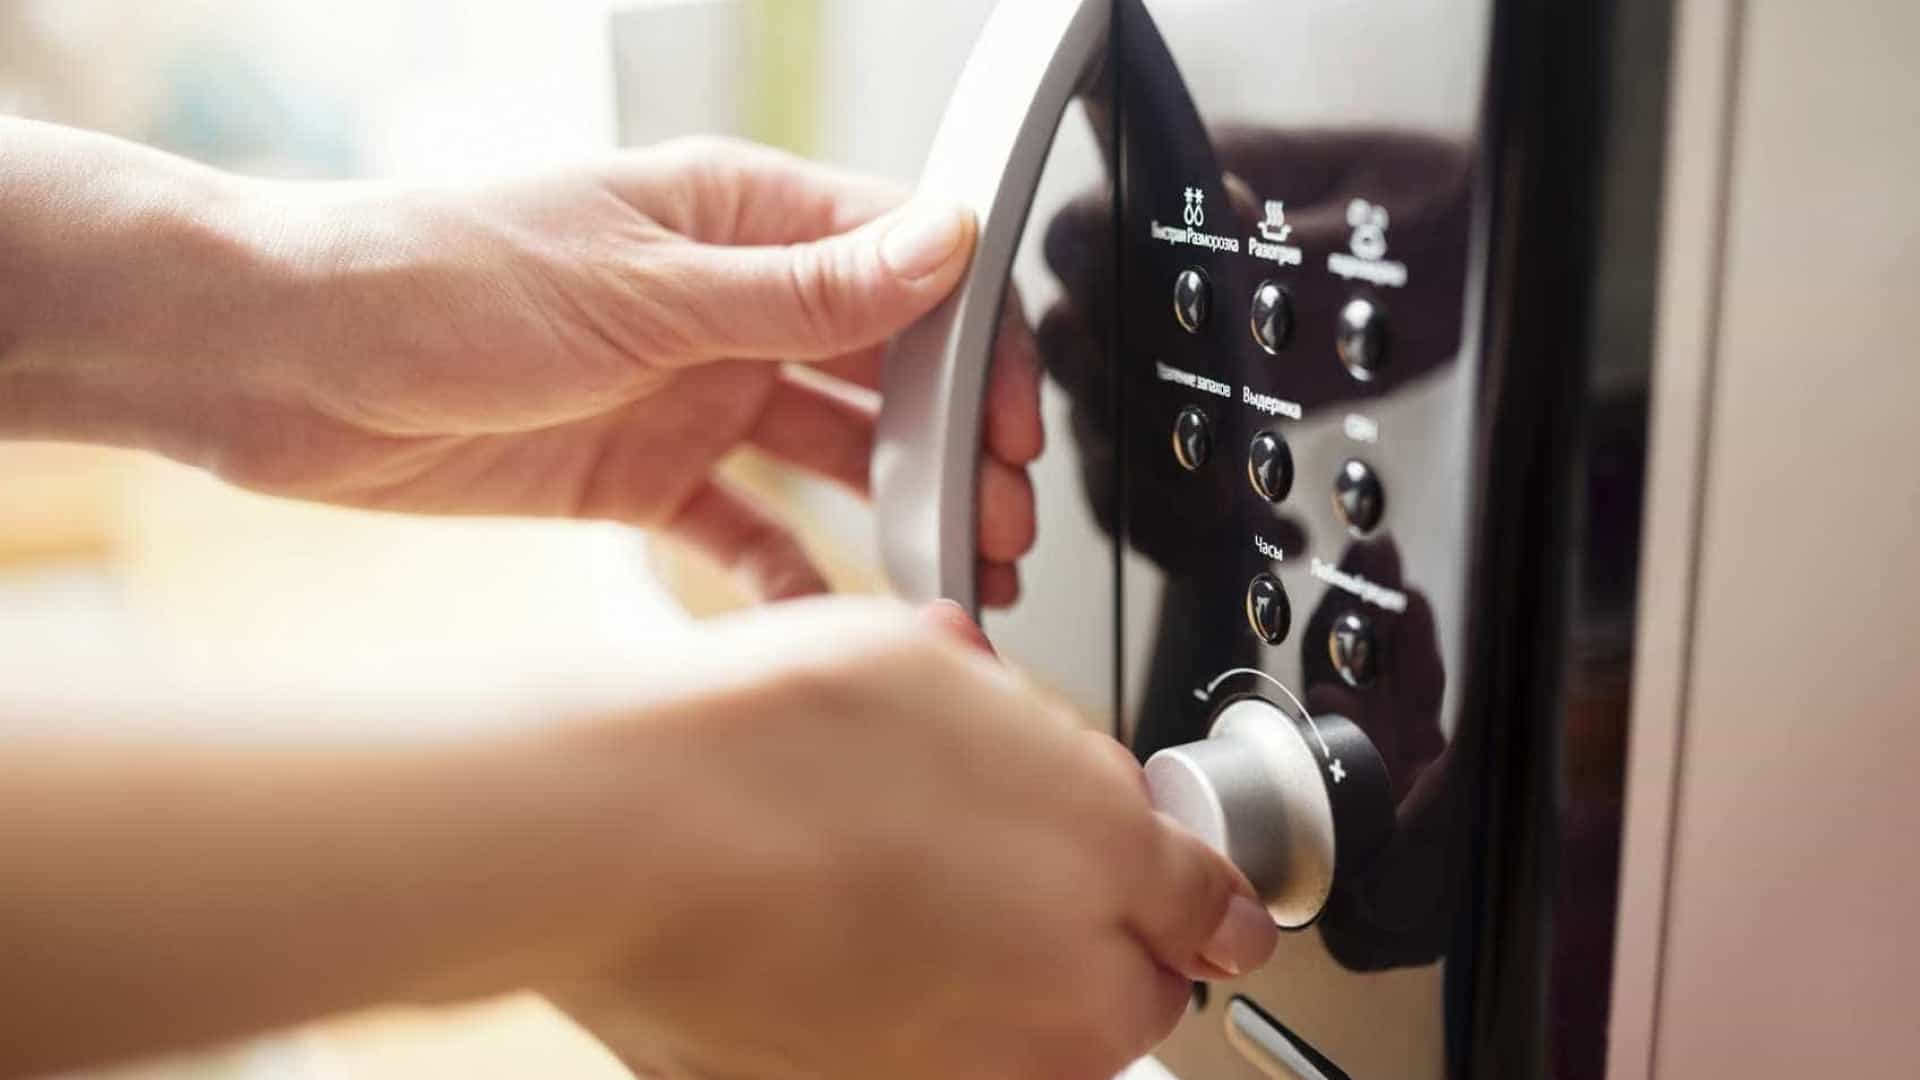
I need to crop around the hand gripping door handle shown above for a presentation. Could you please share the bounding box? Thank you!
[872,0,1111,614]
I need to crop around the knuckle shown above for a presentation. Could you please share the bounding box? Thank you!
[1011,489,1039,553]
[651,135,791,243]
[783,240,850,348]
[980,467,1038,551]
[1077,728,1148,799]
[731,517,807,578]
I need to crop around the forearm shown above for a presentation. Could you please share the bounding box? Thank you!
[0,118,291,464]
[0,720,656,1077]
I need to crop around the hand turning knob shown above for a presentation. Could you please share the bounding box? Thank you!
[1145,698,1392,929]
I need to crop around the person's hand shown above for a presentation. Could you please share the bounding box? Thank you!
[0,595,1270,1079]
[546,599,1277,1080]
[0,125,1042,604]
[250,137,1042,604]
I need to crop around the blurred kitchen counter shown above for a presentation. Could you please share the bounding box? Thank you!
[0,445,127,569]
[64,996,630,1080]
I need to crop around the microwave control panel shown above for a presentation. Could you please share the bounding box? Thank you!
[1108,1,1496,1075]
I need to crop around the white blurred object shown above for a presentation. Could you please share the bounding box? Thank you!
[107,457,687,725]
[610,0,744,144]
[817,0,997,182]
[369,0,620,178]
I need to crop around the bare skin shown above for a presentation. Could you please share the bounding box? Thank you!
[0,119,1276,1079]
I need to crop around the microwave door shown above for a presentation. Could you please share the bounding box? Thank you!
[873,0,1228,734]
[874,0,1669,1076]
[880,0,1495,1077]
[871,0,1121,733]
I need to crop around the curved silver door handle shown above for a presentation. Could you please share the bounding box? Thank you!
[873,0,1111,613]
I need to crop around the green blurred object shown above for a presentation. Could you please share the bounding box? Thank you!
[737,0,821,155]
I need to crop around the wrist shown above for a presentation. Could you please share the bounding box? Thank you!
[0,120,293,464]
[522,652,820,997]
[391,718,688,1004]
[0,714,674,1075]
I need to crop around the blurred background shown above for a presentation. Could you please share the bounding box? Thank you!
[0,0,1057,1075]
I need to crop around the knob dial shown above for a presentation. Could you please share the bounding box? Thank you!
[1144,698,1392,929]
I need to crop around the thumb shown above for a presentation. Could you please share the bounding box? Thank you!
[916,599,999,657]
[667,197,976,362]
[672,199,975,363]
[1130,819,1278,981]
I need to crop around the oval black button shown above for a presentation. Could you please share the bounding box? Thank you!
[1246,573,1291,645]
[1250,280,1294,353]
[1247,430,1294,503]
[1174,268,1211,334]
[1333,459,1386,535]
[1336,296,1387,381]
[1173,407,1212,471]
[1330,611,1379,689]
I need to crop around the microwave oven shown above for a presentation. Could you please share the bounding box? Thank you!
[871,0,1920,1076]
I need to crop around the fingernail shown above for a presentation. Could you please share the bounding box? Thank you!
[918,599,997,657]
[881,199,971,281]
[1200,894,1278,977]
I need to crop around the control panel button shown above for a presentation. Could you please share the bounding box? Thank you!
[1173,407,1212,471]
[1174,267,1212,333]
[1329,611,1379,689]
[1333,459,1386,535]
[1247,430,1294,503]
[1336,296,1387,381]
[1249,280,1294,353]
[1245,572,1291,645]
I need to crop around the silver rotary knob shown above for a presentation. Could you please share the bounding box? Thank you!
[1145,698,1391,930]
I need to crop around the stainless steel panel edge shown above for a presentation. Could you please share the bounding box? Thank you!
[1630,1,1920,1075]
[1603,0,1737,1071]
